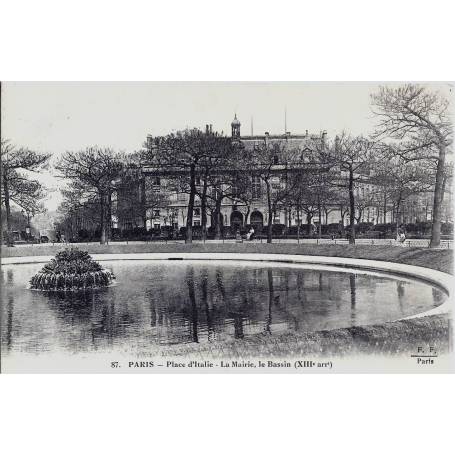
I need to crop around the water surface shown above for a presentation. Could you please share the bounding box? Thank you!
[0,260,446,356]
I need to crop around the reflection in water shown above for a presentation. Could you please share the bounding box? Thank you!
[350,274,357,326]
[432,287,445,308]
[201,268,215,342]
[186,267,198,343]
[0,261,448,356]
[6,295,13,351]
[264,269,274,335]
[397,281,406,313]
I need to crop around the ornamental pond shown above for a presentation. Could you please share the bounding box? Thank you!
[0,259,447,356]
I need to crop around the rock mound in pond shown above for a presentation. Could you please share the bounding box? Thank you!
[30,248,115,291]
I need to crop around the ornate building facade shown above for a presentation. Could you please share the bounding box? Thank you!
[116,115,452,234]
[138,116,336,233]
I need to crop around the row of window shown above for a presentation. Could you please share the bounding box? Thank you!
[151,208,201,218]
[148,176,265,200]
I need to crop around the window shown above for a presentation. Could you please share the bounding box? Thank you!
[273,211,281,223]
[231,185,241,199]
[193,220,201,226]
[151,176,161,193]
[154,223,161,229]
[252,176,261,199]
[195,177,201,186]
[211,188,219,200]
[194,208,201,217]
[153,210,160,217]
[177,192,187,202]
[271,176,281,190]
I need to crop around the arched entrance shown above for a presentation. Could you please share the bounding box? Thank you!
[250,210,264,230]
[230,210,244,230]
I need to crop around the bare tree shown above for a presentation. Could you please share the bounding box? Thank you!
[372,156,433,237]
[287,168,335,237]
[353,190,376,224]
[146,129,237,243]
[202,152,253,240]
[249,143,302,243]
[371,84,452,247]
[1,140,51,245]
[56,188,101,240]
[318,133,376,244]
[55,147,124,244]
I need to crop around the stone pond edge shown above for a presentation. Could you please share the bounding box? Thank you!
[2,252,452,321]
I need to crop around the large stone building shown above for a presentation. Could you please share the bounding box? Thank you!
[135,116,337,233]
[115,115,452,234]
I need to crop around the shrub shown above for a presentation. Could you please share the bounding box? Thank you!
[29,248,115,291]
[271,224,286,235]
[355,222,374,233]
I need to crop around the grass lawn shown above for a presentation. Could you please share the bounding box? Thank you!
[1,242,453,273]
[157,314,451,359]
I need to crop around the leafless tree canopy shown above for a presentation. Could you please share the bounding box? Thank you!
[371,84,453,246]
[1,140,51,244]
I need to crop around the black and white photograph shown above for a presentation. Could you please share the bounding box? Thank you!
[1,2,455,455]
[1,82,453,373]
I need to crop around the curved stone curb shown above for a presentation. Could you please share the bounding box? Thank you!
[2,252,452,320]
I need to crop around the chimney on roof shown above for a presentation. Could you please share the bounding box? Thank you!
[146,135,153,151]
[205,124,209,135]
[305,129,308,137]
[209,124,213,134]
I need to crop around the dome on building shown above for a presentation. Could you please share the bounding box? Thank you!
[231,114,240,127]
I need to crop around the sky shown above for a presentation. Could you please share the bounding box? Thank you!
[2,82,453,211]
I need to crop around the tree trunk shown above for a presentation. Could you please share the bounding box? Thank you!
[355,207,362,225]
[306,212,313,236]
[2,169,13,246]
[186,164,196,244]
[296,205,300,242]
[244,205,250,225]
[100,193,106,245]
[395,197,402,239]
[383,192,387,224]
[107,191,112,242]
[201,176,208,241]
[266,181,273,243]
[214,196,223,240]
[317,196,322,238]
[430,142,446,248]
[348,168,355,244]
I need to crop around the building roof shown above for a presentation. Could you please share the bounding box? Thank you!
[231,114,240,127]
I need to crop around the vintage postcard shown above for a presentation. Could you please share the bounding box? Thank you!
[1,82,453,373]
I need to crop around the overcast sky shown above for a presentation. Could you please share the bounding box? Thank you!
[2,82,452,210]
